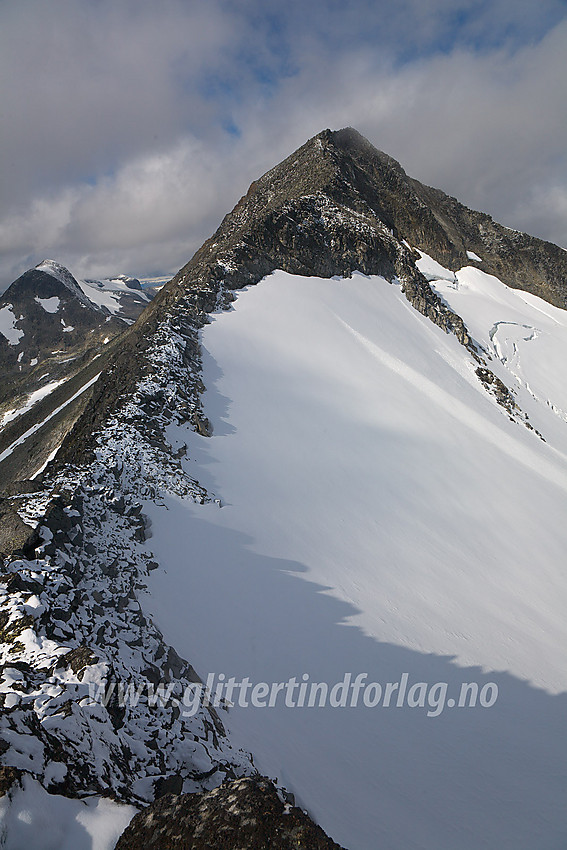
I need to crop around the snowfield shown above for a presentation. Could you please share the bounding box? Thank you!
[0,776,136,850]
[421,254,567,434]
[34,296,60,314]
[0,373,101,465]
[0,379,68,430]
[78,276,151,316]
[142,269,567,850]
[0,304,24,346]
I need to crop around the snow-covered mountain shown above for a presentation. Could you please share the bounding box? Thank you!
[1,129,566,849]
[0,261,154,485]
[78,272,152,322]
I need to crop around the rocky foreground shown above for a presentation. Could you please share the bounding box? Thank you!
[115,776,344,849]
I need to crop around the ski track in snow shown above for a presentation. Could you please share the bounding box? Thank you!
[425,260,567,433]
[338,315,567,493]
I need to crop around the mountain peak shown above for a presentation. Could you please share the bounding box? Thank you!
[33,259,92,304]
[248,127,407,211]
[319,125,401,166]
[35,258,75,282]
[7,127,566,477]
[174,126,567,309]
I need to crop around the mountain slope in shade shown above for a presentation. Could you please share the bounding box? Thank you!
[0,129,566,849]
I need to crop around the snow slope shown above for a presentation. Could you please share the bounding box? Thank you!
[78,277,151,317]
[0,305,24,346]
[0,776,136,850]
[141,270,565,849]
[0,373,101,465]
[419,254,567,434]
[0,379,68,430]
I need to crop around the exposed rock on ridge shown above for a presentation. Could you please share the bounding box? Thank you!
[115,775,345,849]
[0,327,253,805]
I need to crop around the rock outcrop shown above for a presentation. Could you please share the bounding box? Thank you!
[115,776,345,849]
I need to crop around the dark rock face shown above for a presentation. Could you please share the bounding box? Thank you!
[166,126,567,310]
[115,776,345,850]
[0,347,109,485]
[0,765,22,798]
[0,497,41,558]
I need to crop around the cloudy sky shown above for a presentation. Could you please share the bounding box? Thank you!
[1,0,566,290]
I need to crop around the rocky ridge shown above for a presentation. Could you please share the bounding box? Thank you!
[0,320,253,807]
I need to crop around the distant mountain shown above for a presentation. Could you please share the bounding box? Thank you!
[1,130,567,850]
[0,260,154,481]
[0,260,123,377]
[79,272,153,322]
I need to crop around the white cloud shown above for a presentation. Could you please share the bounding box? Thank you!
[1,1,566,289]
